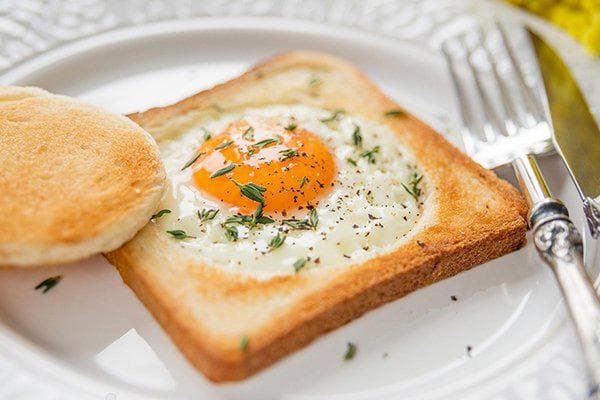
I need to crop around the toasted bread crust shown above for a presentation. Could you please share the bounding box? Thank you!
[106,51,527,381]
[0,86,165,268]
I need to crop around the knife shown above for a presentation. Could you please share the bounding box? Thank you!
[528,29,600,239]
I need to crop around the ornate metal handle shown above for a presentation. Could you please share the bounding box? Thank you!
[584,196,600,239]
[531,200,600,392]
[513,154,600,392]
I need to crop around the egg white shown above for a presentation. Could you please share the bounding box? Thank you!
[155,105,426,277]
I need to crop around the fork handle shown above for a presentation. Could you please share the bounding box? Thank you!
[531,201,600,385]
[515,155,600,391]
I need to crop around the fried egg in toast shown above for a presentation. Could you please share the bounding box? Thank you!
[106,51,528,382]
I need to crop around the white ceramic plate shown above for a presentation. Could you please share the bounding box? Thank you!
[0,17,591,400]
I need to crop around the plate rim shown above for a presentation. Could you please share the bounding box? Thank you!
[0,13,586,400]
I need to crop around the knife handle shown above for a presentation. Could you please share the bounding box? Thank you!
[531,199,600,391]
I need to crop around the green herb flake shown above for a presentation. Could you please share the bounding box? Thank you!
[359,146,380,164]
[279,148,298,160]
[167,230,196,239]
[215,140,234,150]
[197,208,219,223]
[293,258,307,273]
[181,151,205,171]
[346,157,357,166]
[252,203,274,225]
[201,128,212,141]
[35,276,62,294]
[239,335,249,350]
[282,218,311,230]
[223,215,249,225]
[269,233,286,251]
[211,103,224,113]
[223,225,239,242]
[233,181,266,204]
[320,109,345,123]
[299,176,308,189]
[282,209,318,231]
[151,209,171,220]
[352,125,362,147]
[344,342,357,360]
[384,109,405,117]
[243,126,254,140]
[401,172,423,201]
[223,204,273,229]
[308,209,318,229]
[308,76,322,87]
[285,122,297,131]
[253,138,277,148]
[210,163,235,179]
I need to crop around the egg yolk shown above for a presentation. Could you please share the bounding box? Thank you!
[191,118,335,213]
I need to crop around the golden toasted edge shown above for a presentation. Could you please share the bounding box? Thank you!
[107,51,528,381]
[0,86,166,268]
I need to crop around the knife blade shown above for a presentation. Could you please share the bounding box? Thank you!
[528,29,600,238]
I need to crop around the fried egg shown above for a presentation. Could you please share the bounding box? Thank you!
[155,105,426,277]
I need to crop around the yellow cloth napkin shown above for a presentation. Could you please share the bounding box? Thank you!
[507,0,599,55]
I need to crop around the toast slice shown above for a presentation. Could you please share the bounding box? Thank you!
[106,51,528,382]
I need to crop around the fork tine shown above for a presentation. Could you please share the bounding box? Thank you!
[477,29,522,133]
[443,23,554,169]
[461,36,509,140]
[496,22,546,121]
[441,41,485,152]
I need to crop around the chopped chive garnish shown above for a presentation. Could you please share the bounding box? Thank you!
[197,208,219,223]
[151,209,171,220]
[268,233,286,251]
[232,181,266,204]
[167,230,195,239]
[344,342,357,360]
[320,109,345,123]
[210,164,235,178]
[352,124,362,147]
[279,148,298,160]
[285,123,297,131]
[359,146,380,164]
[384,109,405,117]
[299,176,308,188]
[215,140,233,150]
[346,157,357,166]
[401,172,423,201]
[253,138,277,148]
[181,151,204,170]
[35,276,62,294]
[243,127,254,140]
[293,258,307,272]
[239,335,249,350]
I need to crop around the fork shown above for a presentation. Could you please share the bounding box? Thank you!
[443,24,600,391]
